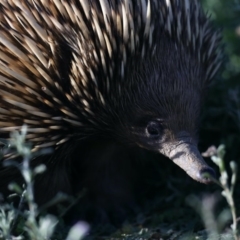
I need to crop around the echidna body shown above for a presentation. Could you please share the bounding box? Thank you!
[0,0,221,218]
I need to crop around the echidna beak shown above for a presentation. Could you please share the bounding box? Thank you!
[159,142,216,184]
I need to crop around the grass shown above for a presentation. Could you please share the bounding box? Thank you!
[0,126,89,240]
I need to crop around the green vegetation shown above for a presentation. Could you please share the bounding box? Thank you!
[0,126,89,240]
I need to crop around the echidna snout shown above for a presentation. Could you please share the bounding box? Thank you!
[159,140,215,184]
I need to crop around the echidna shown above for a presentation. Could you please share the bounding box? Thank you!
[0,0,221,219]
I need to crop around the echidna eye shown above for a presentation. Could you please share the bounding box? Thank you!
[146,121,163,137]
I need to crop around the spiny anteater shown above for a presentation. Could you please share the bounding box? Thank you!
[0,0,221,222]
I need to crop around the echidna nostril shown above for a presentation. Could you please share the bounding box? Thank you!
[199,167,216,184]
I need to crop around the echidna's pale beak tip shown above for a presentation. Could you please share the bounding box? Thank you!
[197,167,216,184]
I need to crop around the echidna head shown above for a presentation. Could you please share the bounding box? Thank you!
[113,36,216,184]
